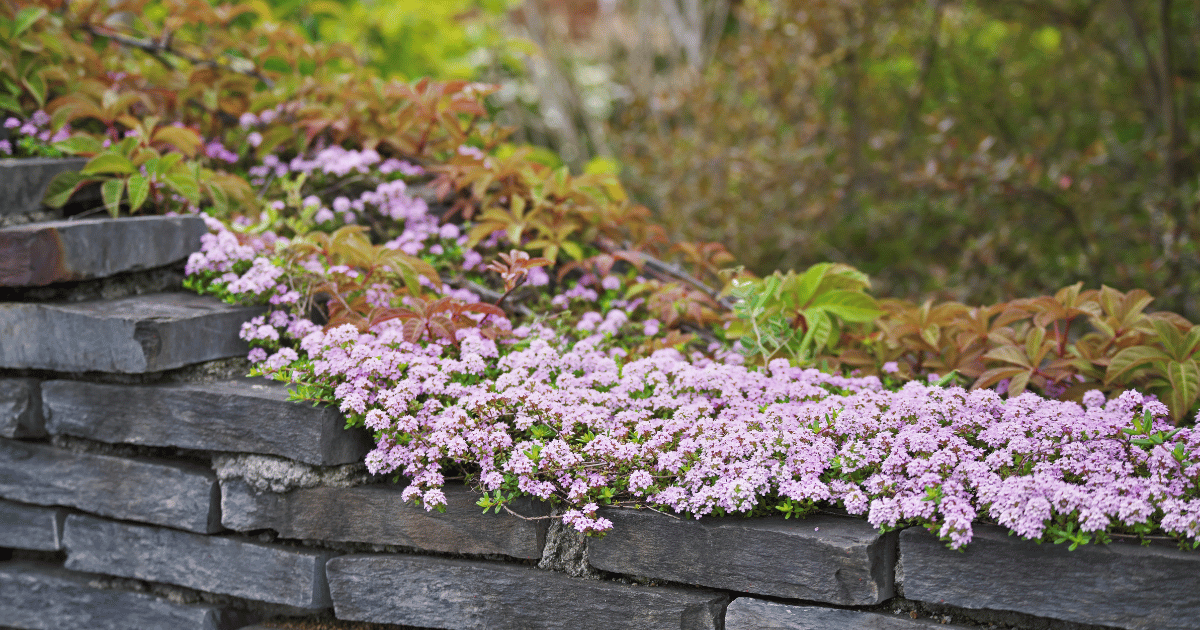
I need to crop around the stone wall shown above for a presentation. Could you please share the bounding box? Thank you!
[1,161,1198,630]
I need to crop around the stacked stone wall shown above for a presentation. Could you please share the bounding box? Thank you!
[1,159,1197,630]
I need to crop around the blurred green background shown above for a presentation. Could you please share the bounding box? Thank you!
[263,0,1200,319]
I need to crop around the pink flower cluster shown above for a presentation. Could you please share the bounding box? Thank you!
[2,110,70,155]
[248,315,1200,546]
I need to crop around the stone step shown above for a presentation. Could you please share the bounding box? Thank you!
[898,524,1200,630]
[0,292,261,373]
[63,514,336,610]
[587,508,895,605]
[723,598,972,629]
[0,216,206,287]
[0,157,88,220]
[326,554,728,630]
[0,560,257,630]
[221,479,548,558]
[43,378,371,466]
[0,437,220,533]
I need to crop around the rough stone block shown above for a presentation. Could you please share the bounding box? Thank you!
[0,378,43,438]
[64,514,335,609]
[327,554,728,630]
[0,292,262,373]
[0,216,206,287]
[899,524,1200,630]
[43,378,372,466]
[0,437,220,533]
[221,479,548,558]
[0,499,66,551]
[0,157,88,218]
[588,508,895,605]
[724,598,970,629]
[0,560,255,630]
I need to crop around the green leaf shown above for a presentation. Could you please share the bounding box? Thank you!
[206,182,228,216]
[934,371,960,387]
[164,173,200,203]
[1165,359,1200,422]
[982,345,1034,369]
[792,263,831,308]
[126,174,150,212]
[13,7,47,38]
[82,153,136,176]
[1182,326,1200,360]
[793,310,831,362]
[42,171,88,207]
[53,135,104,155]
[0,93,21,114]
[808,290,882,323]
[561,240,583,261]
[1152,319,1186,360]
[1106,345,1172,384]
[100,178,124,218]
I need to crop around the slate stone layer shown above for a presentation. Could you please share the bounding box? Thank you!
[0,499,66,551]
[899,524,1200,630]
[63,514,336,609]
[326,554,729,630]
[221,478,548,558]
[0,292,262,373]
[723,598,972,630]
[0,215,206,286]
[588,507,895,605]
[0,560,256,630]
[43,378,372,466]
[0,437,220,533]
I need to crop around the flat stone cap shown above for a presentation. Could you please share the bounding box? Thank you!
[0,215,206,286]
[0,292,261,372]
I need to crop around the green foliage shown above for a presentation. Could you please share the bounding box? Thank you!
[727,263,882,365]
[265,0,526,81]
[42,118,246,217]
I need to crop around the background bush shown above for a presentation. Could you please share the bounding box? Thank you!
[491,0,1200,319]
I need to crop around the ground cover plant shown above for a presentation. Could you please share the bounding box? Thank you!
[8,0,1200,552]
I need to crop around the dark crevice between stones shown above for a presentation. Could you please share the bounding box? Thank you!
[871,597,1123,630]
[48,433,216,469]
[0,548,66,564]
[244,526,541,568]
[0,356,254,387]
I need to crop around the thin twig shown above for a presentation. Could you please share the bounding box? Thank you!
[599,239,733,309]
[499,504,560,521]
[82,24,275,88]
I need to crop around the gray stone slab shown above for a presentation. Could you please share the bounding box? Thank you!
[0,437,220,533]
[0,216,206,286]
[899,524,1200,630]
[43,378,372,466]
[222,479,548,558]
[588,508,895,605]
[327,554,728,630]
[0,378,43,438]
[0,157,88,218]
[724,598,971,629]
[0,292,262,373]
[0,560,256,630]
[0,499,66,551]
[64,514,335,609]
